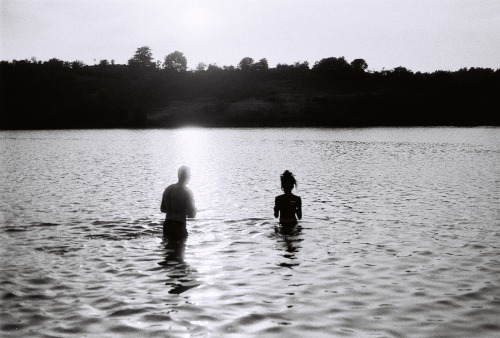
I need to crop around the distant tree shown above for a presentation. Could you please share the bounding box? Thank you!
[295,61,309,69]
[313,57,351,74]
[12,59,30,65]
[206,63,223,73]
[44,58,66,69]
[128,46,155,68]
[196,62,207,72]
[388,67,413,82]
[275,61,309,79]
[71,60,86,69]
[163,51,187,72]
[350,59,368,72]
[392,66,412,76]
[238,57,254,71]
[99,59,110,67]
[254,58,269,72]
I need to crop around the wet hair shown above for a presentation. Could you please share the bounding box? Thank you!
[280,170,297,191]
[178,166,190,182]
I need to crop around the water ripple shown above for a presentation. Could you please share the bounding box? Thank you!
[1,128,499,337]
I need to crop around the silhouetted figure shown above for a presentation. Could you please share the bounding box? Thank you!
[274,170,302,226]
[161,166,196,241]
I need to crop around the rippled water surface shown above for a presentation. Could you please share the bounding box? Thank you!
[1,128,500,337]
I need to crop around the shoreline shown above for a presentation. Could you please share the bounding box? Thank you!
[2,125,499,132]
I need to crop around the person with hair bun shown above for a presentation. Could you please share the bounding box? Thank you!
[274,170,302,226]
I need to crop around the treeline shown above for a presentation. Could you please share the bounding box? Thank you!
[1,46,499,129]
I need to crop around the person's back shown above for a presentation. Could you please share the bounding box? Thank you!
[162,183,195,221]
[275,193,301,225]
[274,170,302,226]
[161,166,196,240]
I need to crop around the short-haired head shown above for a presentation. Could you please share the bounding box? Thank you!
[280,170,297,192]
[178,166,191,184]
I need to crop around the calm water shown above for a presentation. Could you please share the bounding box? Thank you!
[1,128,499,338]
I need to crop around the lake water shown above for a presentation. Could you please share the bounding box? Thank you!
[1,128,499,337]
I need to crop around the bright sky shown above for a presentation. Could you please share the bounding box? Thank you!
[1,0,499,72]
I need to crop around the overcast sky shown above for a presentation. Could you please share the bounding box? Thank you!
[1,0,499,72]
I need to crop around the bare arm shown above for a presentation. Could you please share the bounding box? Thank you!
[274,197,279,218]
[160,189,169,213]
[296,197,302,220]
[186,190,196,218]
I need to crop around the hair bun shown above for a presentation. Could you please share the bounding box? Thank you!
[280,170,297,190]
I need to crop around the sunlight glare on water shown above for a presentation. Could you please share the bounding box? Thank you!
[172,127,209,166]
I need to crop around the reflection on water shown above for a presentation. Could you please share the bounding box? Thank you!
[1,128,500,337]
[159,238,201,295]
[275,225,303,269]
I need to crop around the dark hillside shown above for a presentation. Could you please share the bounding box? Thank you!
[1,55,499,129]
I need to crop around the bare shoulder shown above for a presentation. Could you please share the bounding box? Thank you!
[164,184,174,193]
